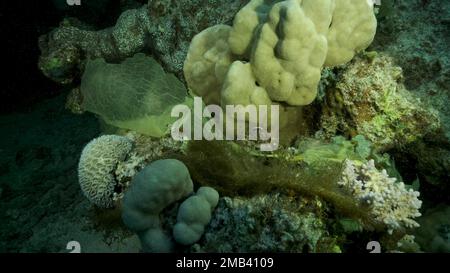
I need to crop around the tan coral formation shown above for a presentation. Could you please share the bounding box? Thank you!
[184,0,377,108]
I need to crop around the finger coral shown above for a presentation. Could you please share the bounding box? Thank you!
[173,187,219,245]
[121,159,194,252]
[78,135,133,208]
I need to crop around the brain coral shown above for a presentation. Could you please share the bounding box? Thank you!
[78,135,133,208]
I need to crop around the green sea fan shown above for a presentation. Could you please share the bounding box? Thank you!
[81,53,189,137]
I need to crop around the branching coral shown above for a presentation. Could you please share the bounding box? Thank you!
[338,159,422,234]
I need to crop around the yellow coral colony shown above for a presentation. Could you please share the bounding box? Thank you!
[184,0,377,110]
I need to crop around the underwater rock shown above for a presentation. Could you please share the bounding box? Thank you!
[387,134,450,196]
[15,146,53,168]
[146,0,247,77]
[192,193,337,253]
[181,139,424,235]
[410,139,450,189]
[38,42,81,85]
[65,87,84,115]
[372,0,450,142]
[383,234,422,253]
[38,7,151,84]
[319,54,441,151]
[414,205,450,253]
[38,0,247,84]
[129,133,185,162]
[368,0,450,193]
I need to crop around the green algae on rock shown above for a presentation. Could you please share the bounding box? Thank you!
[320,54,441,151]
[192,193,336,253]
[81,53,189,137]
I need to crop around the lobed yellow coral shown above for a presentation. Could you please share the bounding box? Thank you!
[184,0,377,107]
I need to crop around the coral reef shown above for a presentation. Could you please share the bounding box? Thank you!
[19,0,448,254]
[114,152,147,201]
[131,133,186,161]
[38,0,247,84]
[38,7,151,84]
[338,159,422,234]
[78,135,133,208]
[180,138,424,235]
[369,0,450,192]
[121,159,194,252]
[193,193,336,253]
[319,54,441,151]
[390,234,422,253]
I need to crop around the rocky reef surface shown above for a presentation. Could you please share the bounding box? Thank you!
[0,0,449,253]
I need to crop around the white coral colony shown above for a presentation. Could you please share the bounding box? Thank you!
[78,135,133,208]
[339,160,422,234]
